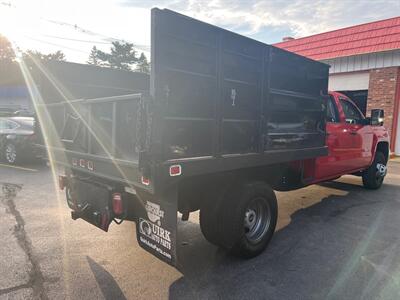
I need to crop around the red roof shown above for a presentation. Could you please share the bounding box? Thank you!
[273,16,400,60]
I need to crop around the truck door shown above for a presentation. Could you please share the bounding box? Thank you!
[338,97,372,168]
[315,95,358,179]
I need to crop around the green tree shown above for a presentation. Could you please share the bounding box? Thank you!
[46,50,66,61]
[24,50,66,61]
[0,35,20,86]
[87,46,100,66]
[136,52,150,74]
[93,41,149,72]
[0,34,15,62]
[108,41,137,70]
[96,41,138,70]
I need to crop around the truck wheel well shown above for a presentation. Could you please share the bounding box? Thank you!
[177,163,296,213]
[376,142,389,163]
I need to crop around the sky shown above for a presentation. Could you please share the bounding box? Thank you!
[0,0,399,63]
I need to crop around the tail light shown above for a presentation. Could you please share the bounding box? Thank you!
[141,176,150,186]
[112,193,123,215]
[59,175,67,190]
[169,164,182,176]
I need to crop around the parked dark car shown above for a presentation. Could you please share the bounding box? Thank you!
[0,116,41,164]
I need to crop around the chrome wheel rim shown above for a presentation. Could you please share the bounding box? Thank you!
[376,163,387,182]
[5,144,16,163]
[66,187,74,208]
[244,197,271,244]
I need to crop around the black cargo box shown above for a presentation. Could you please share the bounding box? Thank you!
[37,8,329,187]
[149,9,329,177]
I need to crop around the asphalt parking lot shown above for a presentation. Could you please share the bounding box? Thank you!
[1,160,400,300]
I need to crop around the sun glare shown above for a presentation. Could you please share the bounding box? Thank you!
[0,1,58,52]
[0,2,32,45]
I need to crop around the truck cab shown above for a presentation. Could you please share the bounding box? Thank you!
[314,91,389,188]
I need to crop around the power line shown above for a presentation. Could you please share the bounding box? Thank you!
[42,18,150,52]
[42,34,111,45]
[24,36,88,54]
[1,2,150,53]
[43,18,118,42]
[42,34,150,52]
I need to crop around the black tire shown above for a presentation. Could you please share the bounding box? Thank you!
[362,151,387,190]
[200,181,278,258]
[223,181,277,258]
[199,185,227,246]
[3,142,18,164]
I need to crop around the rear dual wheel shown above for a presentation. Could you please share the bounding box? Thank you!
[200,181,277,258]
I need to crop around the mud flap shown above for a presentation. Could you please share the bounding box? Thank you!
[135,186,178,266]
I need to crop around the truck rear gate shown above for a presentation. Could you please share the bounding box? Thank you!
[37,8,329,267]
[44,93,145,184]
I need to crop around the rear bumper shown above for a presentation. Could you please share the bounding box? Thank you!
[64,176,114,231]
[62,173,179,266]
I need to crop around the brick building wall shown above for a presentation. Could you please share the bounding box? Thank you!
[367,66,400,152]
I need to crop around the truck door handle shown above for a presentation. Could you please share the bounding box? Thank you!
[349,131,357,135]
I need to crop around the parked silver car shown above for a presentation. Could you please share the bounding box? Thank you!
[0,116,41,164]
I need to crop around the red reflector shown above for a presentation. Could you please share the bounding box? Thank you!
[141,176,150,186]
[59,175,67,190]
[169,165,182,176]
[112,193,123,215]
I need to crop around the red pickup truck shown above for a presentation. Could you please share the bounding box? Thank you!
[313,91,389,189]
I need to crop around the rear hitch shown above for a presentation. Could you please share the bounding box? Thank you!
[70,203,90,220]
[71,206,111,232]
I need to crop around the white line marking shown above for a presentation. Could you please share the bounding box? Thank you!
[0,163,38,172]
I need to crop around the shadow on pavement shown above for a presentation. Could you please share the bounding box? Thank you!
[87,256,127,300]
[170,180,400,300]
